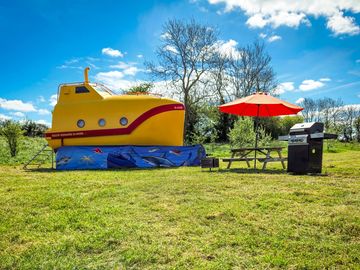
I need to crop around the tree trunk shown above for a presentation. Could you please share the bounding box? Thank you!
[183,92,189,144]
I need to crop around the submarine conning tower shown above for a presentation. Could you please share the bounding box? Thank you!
[56,67,115,105]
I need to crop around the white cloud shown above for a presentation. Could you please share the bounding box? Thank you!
[349,70,360,77]
[320,77,331,82]
[56,58,84,70]
[10,112,25,118]
[296,97,305,104]
[65,58,80,64]
[326,12,360,36]
[268,35,282,42]
[299,79,325,91]
[110,61,132,69]
[123,67,139,76]
[247,12,309,29]
[96,71,124,79]
[86,57,100,62]
[101,47,124,57]
[57,65,83,70]
[37,96,46,103]
[338,104,360,111]
[36,119,51,126]
[208,0,360,36]
[161,32,171,40]
[259,33,267,38]
[271,12,309,28]
[38,109,50,115]
[246,13,268,28]
[87,62,99,69]
[0,114,12,120]
[95,71,134,90]
[274,82,295,94]
[215,39,242,59]
[137,54,143,58]
[110,61,140,76]
[163,45,178,54]
[49,94,58,106]
[0,98,36,112]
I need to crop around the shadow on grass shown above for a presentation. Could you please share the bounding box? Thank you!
[25,166,329,177]
[202,168,329,176]
[23,167,56,173]
[205,168,287,175]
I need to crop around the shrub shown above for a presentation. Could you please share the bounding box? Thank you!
[0,120,24,157]
[279,115,304,135]
[124,83,153,95]
[21,120,48,137]
[229,117,272,148]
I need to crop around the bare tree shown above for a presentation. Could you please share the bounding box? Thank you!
[317,98,343,129]
[354,115,360,142]
[300,98,317,122]
[342,105,359,141]
[208,52,231,104]
[328,99,343,129]
[229,41,277,98]
[146,19,218,141]
[208,51,232,141]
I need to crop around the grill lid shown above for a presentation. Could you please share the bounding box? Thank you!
[290,122,324,134]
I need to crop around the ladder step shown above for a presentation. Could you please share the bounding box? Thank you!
[23,144,54,170]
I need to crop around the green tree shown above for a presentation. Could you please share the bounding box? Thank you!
[279,116,304,135]
[229,117,272,148]
[21,120,48,137]
[125,82,153,95]
[229,117,255,148]
[0,120,24,157]
[258,117,282,139]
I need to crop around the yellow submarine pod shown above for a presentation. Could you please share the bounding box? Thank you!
[45,68,185,149]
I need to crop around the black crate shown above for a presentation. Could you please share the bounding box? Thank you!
[201,158,219,170]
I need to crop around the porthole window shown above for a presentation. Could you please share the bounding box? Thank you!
[120,117,128,126]
[77,119,85,128]
[98,118,106,127]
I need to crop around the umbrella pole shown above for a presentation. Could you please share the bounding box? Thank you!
[254,104,260,170]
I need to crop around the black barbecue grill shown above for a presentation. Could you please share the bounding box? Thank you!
[279,122,337,174]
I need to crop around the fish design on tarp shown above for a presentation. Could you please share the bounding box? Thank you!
[80,155,94,165]
[57,156,71,166]
[142,154,176,167]
[55,145,206,170]
[107,152,137,168]
[169,149,181,156]
[181,152,192,166]
[93,147,103,154]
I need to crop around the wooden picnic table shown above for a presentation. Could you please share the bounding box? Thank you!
[222,146,287,170]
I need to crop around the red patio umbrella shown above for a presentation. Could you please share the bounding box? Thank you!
[219,92,303,169]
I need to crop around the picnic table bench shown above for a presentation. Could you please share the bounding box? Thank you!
[223,147,287,170]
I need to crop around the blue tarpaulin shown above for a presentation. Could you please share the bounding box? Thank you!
[55,145,206,170]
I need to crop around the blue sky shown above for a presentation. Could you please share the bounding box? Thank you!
[1,0,360,126]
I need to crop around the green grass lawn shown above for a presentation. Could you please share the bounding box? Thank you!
[0,138,360,269]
